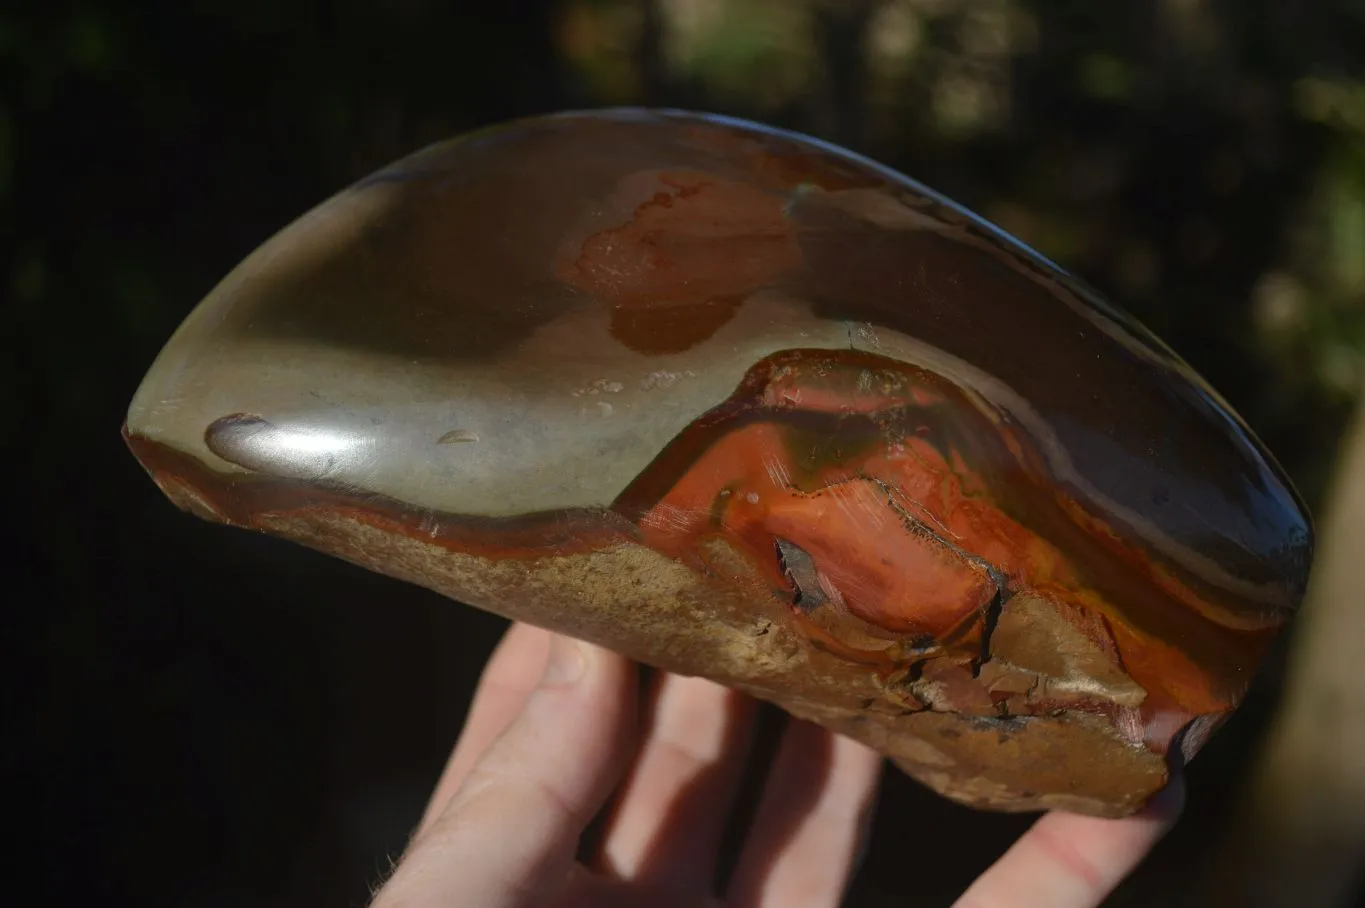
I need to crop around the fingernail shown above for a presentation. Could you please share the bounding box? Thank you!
[541,635,586,687]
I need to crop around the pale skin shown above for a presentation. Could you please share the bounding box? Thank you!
[371,623,1185,908]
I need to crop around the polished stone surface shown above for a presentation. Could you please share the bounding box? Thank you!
[125,109,1313,815]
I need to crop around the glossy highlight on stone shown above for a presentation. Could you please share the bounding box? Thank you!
[124,109,1314,817]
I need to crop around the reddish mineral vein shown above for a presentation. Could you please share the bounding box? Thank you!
[556,171,802,354]
[763,480,998,635]
[637,425,997,642]
[613,349,1276,728]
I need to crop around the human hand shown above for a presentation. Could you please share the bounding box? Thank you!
[370,623,1183,908]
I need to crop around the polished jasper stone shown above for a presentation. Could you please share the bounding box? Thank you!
[124,109,1313,817]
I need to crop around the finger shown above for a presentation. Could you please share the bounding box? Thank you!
[596,672,756,892]
[416,622,550,836]
[950,777,1186,908]
[727,720,883,908]
[373,635,638,908]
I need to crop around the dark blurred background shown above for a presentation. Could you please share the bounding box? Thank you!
[9,1,1365,906]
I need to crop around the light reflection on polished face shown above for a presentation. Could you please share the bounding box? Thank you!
[205,416,374,483]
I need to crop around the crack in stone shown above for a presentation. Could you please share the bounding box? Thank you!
[867,476,1012,676]
[770,476,1019,715]
[774,536,825,614]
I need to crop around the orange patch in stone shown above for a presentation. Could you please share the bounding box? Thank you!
[637,422,995,643]
[557,171,802,354]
